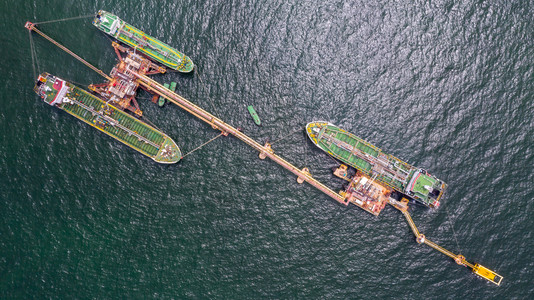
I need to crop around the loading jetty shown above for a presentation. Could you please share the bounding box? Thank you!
[25,19,503,285]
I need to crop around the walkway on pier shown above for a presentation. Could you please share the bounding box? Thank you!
[388,198,503,285]
[135,72,347,205]
[25,21,345,205]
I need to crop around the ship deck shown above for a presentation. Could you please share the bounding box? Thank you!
[312,123,412,192]
[93,11,193,72]
[62,85,166,156]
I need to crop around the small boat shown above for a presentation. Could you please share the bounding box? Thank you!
[247,105,261,126]
[170,82,177,92]
[158,83,169,107]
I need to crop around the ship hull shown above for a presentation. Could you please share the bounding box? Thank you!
[34,73,181,163]
[306,121,447,207]
[93,10,194,73]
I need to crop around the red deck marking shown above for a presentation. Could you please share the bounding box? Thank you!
[53,79,62,90]
[49,80,64,105]
[409,173,421,192]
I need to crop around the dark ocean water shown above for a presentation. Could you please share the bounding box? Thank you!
[1,0,533,298]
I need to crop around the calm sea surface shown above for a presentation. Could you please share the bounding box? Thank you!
[1,0,533,298]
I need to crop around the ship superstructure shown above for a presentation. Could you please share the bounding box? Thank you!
[88,42,167,117]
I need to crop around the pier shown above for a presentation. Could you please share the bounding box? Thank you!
[389,198,503,285]
[134,72,348,205]
[26,21,503,285]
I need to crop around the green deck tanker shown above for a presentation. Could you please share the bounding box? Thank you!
[93,10,194,73]
[306,121,447,208]
[34,73,181,163]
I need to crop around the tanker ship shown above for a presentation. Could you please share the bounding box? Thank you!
[306,121,447,208]
[93,10,194,73]
[34,72,181,164]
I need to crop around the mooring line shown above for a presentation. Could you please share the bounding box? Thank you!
[28,15,94,80]
[28,30,37,80]
[69,80,97,89]
[136,96,153,101]
[30,31,41,76]
[181,132,224,158]
[141,115,162,131]
[271,127,304,145]
[444,203,462,254]
[326,153,340,166]
[194,66,220,116]
[34,14,94,25]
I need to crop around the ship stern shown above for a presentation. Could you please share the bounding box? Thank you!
[92,10,121,37]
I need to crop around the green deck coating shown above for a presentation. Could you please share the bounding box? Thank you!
[306,121,447,207]
[411,174,437,200]
[159,83,170,107]
[93,10,194,73]
[170,82,177,92]
[34,73,181,163]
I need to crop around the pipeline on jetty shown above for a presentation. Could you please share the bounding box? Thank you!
[134,72,348,205]
[25,21,503,285]
[389,198,503,285]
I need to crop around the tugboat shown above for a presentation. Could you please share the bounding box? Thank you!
[158,83,170,107]
[247,105,261,126]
